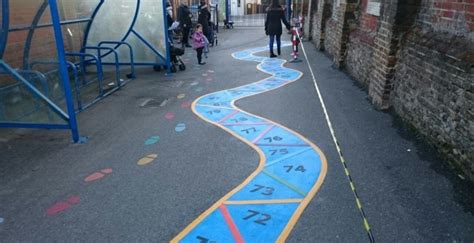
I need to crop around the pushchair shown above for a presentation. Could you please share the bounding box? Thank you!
[154,32,186,73]
[208,21,218,46]
[170,45,186,72]
[224,19,234,29]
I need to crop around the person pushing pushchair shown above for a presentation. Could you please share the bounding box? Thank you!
[177,0,193,48]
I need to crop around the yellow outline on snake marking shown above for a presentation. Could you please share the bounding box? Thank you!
[171,47,328,243]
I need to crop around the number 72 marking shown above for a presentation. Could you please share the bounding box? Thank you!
[243,210,272,225]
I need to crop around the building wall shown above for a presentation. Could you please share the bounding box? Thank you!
[390,0,474,178]
[310,0,474,179]
[343,0,378,86]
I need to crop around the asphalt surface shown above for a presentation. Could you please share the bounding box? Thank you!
[0,27,473,242]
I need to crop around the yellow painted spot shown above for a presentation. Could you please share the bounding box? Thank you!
[137,154,158,166]
[350,182,355,191]
[344,168,350,176]
[177,94,186,99]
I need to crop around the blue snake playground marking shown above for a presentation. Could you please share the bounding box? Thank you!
[172,44,328,242]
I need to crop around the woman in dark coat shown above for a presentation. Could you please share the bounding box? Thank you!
[265,0,291,57]
[198,2,211,40]
[178,1,193,47]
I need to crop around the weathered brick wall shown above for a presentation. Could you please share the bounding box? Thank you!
[324,17,338,58]
[391,0,474,179]
[309,0,474,179]
[344,0,378,86]
[311,0,333,50]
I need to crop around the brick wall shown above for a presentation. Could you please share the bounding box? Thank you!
[309,0,474,180]
[391,0,474,179]
[311,0,334,50]
[1,2,91,82]
[324,17,338,57]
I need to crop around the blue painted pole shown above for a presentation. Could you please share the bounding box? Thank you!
[162,0,172,73]
[286,0,292,20]
[47,0,80,142]
[0,0,10,59]
[225,0,230,22]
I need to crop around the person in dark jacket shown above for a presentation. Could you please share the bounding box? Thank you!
[198,1,211,41]
[166,2,173,28]
[177,0,192,47]
[265,0,291,57]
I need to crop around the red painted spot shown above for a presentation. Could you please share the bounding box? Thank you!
[84,172,104,182]
[101,168,113,174]
[181,102,192,108]
[165,112,175,120]
[46,201,70,216]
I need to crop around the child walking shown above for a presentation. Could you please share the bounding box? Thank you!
[192,24,206,65]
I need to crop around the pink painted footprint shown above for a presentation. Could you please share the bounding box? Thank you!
[165,112,175,120]
[84,168,113,183]
[46,195,80,216]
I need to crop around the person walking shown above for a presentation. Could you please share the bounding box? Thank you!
[198,1,211,41]
[265,0,291,58]
[177,0,192,47]
[192,24,207,65]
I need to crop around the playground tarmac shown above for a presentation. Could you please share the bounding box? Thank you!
[0,27,473,242]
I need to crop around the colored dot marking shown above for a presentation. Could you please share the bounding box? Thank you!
[145,136,160,145]
[172,44,328,242]
[165,112,175,120]
[137,154,158,166]
[175,123,186,132]
[177,93,186,99]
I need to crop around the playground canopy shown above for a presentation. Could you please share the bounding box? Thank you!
[0,0,171,142]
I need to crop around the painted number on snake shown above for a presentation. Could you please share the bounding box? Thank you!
[243,210,272,225]
[269,148,288,155]
[284,165,306,173]
[241,127,257,134]
[250,184,274,195]
[207,110,221,115]
[264,136,283,143]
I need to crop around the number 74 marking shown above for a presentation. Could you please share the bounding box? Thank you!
[284,165,306,173]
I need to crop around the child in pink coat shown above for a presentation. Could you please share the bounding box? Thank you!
[192,24,206,65]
